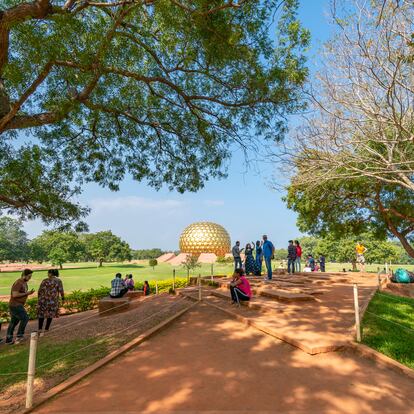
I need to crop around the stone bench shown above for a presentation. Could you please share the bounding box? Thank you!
[98,297,130,316]
[125,290,144,300]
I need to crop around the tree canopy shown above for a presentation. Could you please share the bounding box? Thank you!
[83,230,131,266]
[282,0,414,258]
[0,0,309,228]
[0,216,29,261]
[30,230,85,268]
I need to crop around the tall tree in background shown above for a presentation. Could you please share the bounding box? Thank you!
[0,216,29,261]
[282,0,414,257]
[30,230,85,268]
[83,231,131,266]
[0,0,309,228]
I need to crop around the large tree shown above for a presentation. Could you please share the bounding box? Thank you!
[282,0,414,257]
[30,230,85,268]
[83,230,131,266]
[0,0,309,228]
[0,216,29,261]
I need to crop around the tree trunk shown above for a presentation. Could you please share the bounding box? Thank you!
[99,259,103,267]
[351,260,357,272]
[59,263,63,270]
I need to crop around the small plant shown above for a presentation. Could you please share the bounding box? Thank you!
[149,258,158,270]
[181,254,201,279]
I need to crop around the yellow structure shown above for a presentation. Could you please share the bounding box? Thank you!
[179,222,231,257]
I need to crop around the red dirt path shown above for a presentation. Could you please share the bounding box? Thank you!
[35,303,414,414]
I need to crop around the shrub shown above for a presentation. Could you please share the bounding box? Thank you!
[149,258,158,270]
[0,287,110,321]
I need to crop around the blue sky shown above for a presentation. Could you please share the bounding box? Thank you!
[23,0,331,250]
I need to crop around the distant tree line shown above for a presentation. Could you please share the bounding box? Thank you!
[0,217,132,268]
[131,249,165,260]
[274,234,414,266]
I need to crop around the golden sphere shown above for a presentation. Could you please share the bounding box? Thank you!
[179,222,231,257]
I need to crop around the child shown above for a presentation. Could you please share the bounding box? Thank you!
[143,280,151,296]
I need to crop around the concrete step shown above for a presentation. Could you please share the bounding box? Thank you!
[209,290,308,313]
[215,285,316,302]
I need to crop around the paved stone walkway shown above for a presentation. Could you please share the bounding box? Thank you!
[35,302,414,414]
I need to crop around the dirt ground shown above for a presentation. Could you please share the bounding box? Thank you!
[34,303,414,414]
[0,295,191,413]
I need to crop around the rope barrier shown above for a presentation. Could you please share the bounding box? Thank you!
[375,291,414,304]
[364,310,414,334]
[1,289,173,340]
[35,297,188,371]
[0,296,188,378]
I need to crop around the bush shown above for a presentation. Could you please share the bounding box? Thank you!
[216,256,233,264]
[0,287,111,322]
[134,278,188,294]
[149,258,158,269]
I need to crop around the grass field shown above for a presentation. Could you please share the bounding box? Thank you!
[362,291,414,369]
[0,262,234,295]
[0,260,413,296]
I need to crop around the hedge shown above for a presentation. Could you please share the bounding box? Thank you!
[0,278,189,322]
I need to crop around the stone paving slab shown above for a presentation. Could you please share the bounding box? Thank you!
[33,304,414,414]
[199,272,378,354]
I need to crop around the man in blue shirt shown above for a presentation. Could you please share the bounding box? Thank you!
[262,235,275,280]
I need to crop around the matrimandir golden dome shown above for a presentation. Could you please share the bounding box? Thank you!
[179,222,231,257]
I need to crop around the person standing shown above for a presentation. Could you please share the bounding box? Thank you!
[287,240,297,275]
[355,242,367,272]
[255,240,263,275]
[6,269,35,344]
[109,273,128,298]
[319,255,326,272]
[244,243,257,276]
[294,240,302,272]
[37,269,65,335]
[262,235,275,280]
[232,241,244,270]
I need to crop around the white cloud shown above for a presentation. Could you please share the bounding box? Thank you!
[89,196,185,212]
[204,199,225,207]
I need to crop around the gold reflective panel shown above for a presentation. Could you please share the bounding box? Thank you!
[179,222,231,257]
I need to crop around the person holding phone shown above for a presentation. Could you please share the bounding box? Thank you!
[6,269,35,344]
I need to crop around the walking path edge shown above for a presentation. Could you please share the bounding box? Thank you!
[22,300,198,414]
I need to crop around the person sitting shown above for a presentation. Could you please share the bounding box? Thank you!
[306,255,316,272]
[229,268,252,305]
[125,274,135,291]
[110,273,128,298]
[143,280,151,296]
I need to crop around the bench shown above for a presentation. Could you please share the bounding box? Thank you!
[98,297,130,315]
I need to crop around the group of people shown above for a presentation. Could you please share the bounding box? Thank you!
[287,240,325,274]
[109,273,151,298]
[232,235,275,280]
[1,268,64,345]
[0,269,154,345]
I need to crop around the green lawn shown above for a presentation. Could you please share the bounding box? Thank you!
[362,291,414,369]
[1,260,413,296]
[0,262,234,295]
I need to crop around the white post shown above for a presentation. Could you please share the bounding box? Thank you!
[25,332,38,409]
[353,283,361,342]
[377,271,381,291]
[155,281,158,295]
[198,274,202,301]
[173,269,176,291]
[385,262,389,275]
